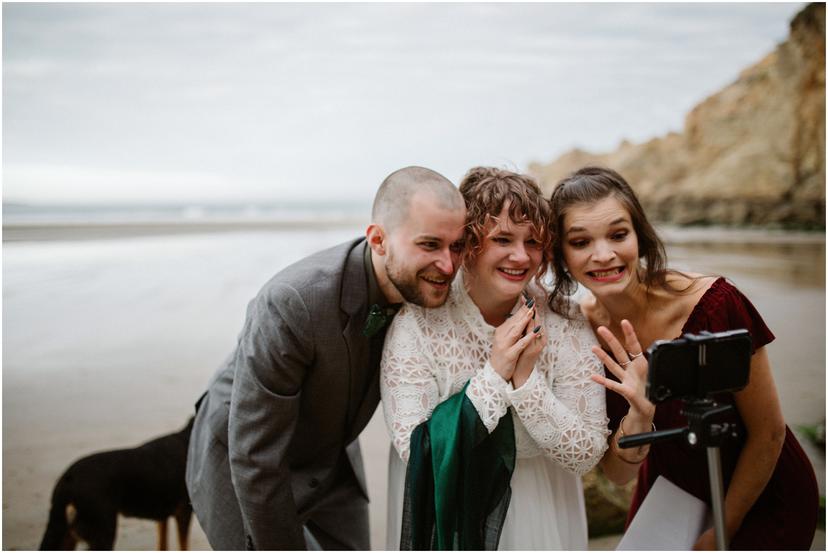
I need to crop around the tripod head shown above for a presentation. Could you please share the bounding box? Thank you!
[617,399,740,450]
[617,329,751,450]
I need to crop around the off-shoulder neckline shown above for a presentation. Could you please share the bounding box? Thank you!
[680,276,728,336]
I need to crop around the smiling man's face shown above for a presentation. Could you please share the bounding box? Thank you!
[383,190,466,308]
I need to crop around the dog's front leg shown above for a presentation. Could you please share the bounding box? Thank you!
[157,519,168,550]
[174,505,192,551]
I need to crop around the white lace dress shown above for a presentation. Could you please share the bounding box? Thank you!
[381,271,609,550]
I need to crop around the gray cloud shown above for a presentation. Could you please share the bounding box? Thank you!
[3,2,805,203]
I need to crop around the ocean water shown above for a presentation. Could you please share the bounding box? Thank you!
[3,200,369,225]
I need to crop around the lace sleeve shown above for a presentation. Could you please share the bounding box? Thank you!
[506,313,609,475]
[465,361,510,433]
[380,308,441,463]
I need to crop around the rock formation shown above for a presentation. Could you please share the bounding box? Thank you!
[530,3,825,228]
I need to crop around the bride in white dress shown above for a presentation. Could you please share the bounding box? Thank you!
[381,167,609,550]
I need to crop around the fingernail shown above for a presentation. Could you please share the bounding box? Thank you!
[505,312,513,318]
[526,298,535,308]
[522,290,530,300]
[533,325,541,333]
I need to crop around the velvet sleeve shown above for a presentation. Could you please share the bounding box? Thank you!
[681,277,775,354]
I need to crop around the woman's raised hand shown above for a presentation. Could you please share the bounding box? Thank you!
[490,297,542,382]
[512,308,546,388]
[590,320,655,419]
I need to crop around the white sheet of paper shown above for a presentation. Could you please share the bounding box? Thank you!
[616,476,711,550]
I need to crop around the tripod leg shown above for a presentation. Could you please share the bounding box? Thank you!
[706,446,728,550]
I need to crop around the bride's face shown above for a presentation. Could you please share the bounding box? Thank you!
[467,204,543,303]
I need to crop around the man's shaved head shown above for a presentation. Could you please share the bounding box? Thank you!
[366,166,466,307]
[372,166,463,230]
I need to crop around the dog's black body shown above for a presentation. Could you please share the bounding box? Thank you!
[40,417,194,550]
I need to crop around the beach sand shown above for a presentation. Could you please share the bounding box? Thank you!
[3,228,824,550]
[4,396,824,550]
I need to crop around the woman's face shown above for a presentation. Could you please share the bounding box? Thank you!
[468,203,544,302]
[561,195,640,297]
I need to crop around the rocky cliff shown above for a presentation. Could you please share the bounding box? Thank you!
[530,3,825,228]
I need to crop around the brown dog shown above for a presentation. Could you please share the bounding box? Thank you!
[39,417,194,550]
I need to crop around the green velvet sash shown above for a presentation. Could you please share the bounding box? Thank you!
[400,383,516,550]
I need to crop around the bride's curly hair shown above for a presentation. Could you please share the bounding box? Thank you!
[458,166,551,280]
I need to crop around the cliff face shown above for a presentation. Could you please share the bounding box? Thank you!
[530,3,825,228]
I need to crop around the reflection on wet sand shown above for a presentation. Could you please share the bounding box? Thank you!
[669,241,824,288]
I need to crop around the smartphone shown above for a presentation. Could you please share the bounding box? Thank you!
[646,329,752,403]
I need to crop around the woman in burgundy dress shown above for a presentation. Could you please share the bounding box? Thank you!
[545,166,818,550]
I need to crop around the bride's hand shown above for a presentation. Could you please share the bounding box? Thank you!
[512,310,545,388]
[590,320,655,419]
[490,298,540,381]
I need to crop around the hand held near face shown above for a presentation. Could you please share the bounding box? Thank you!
[512,298,545,388]
[490,298,541,382]
[511,332,545,389]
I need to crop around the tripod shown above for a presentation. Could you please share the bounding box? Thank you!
[618,398,740,550]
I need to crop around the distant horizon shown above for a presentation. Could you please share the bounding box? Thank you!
[4,3,806,204]
[3,197,370,208]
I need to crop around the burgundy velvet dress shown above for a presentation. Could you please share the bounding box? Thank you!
[606,277,819,550]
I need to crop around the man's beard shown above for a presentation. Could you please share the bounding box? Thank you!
[386,251,449,308]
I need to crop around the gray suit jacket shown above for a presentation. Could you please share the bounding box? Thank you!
[186,238,384,550]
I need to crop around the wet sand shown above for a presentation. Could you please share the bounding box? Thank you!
[3,227,824,550]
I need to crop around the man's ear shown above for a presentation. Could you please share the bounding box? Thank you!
[366,223,387,256]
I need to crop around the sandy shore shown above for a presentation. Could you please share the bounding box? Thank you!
[4,396,824,550]
[4,229,824,550]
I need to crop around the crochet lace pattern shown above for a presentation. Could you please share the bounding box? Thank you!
[380,270,609,476]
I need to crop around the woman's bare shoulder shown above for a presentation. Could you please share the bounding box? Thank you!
[660,272,719,323]
[664,271,718,293]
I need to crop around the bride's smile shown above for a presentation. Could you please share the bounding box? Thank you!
[465,202,544,321]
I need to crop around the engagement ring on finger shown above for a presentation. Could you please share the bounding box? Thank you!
[628,351,643,359]
[619,360,632,367]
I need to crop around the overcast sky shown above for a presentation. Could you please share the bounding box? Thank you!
[3,2,805,204]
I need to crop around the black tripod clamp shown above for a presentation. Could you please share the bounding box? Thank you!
[617,399,740,450]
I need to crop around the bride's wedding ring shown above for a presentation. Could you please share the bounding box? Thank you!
[619,359,632,367]
[628,351,643,359]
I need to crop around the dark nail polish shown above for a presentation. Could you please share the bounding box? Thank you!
[526,298,535,308]
[505,312,513,318]
[533,325,541,333]
[522,290,530,300]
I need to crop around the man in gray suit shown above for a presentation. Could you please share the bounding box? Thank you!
[186,166,466,550]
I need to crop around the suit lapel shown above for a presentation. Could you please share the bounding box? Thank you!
[348,330,384,441]
[339,241,372,435]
